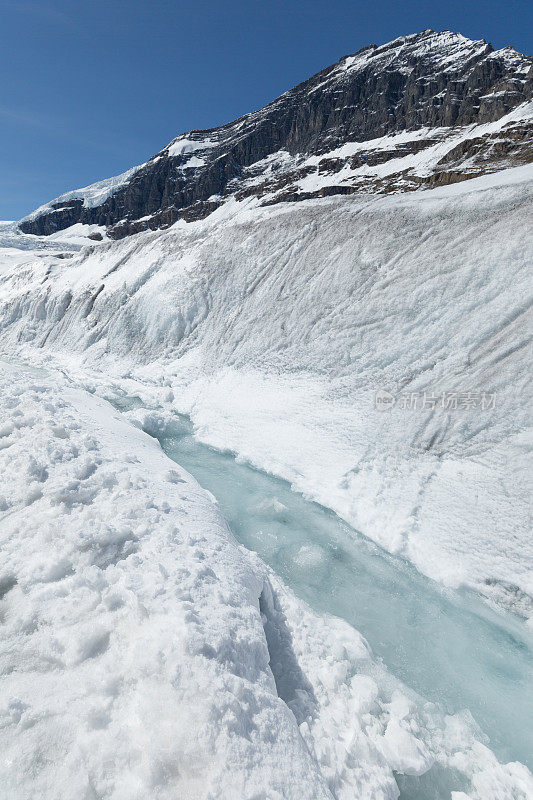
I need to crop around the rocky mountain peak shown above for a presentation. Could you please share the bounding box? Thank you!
[20,30,532,239]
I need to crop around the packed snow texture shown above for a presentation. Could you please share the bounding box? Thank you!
[0,166,531,618]
[1,362,531,800]
[0,220,99,254]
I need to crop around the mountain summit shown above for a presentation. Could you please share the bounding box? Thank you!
[20,30,532,239]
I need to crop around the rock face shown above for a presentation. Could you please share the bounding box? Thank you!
[20,30,532,239]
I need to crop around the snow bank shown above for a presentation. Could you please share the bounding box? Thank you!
[0,363,329,799]
[0,167,531,618]
[1,362,531,799]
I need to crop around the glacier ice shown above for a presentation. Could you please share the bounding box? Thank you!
[0,164,532,799]
[0,167,531,613]
[0,362,531,800]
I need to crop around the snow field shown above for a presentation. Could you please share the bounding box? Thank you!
[0,167,530,615]
[1,363,532,799]
[0,364,330,799]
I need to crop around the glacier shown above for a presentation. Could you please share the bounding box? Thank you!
[123,401,533,772]
[0,139,532,799]
[1,166,531,614]
[1,361,532,800]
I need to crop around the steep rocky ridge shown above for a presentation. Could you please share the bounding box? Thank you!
[19,30,532,238]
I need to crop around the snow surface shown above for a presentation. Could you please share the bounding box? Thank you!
[2,29,531,800]
[0,220,99,252]
[1,165,531,620]
[0,221,107,283]
[47,223,108,245]
[166,137,217,158]
[1,361,531,800]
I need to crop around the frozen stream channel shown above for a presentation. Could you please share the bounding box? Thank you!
[112,399,532,782]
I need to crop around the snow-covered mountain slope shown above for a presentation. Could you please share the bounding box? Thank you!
[1,165,531,620]
[2,362,532,800]
[18,30,532,238]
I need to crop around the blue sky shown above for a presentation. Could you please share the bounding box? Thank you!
[1,0,531,219]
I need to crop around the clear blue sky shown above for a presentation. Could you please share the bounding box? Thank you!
[1,0,531,219]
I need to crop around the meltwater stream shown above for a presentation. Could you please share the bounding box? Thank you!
[114,399,532,786]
